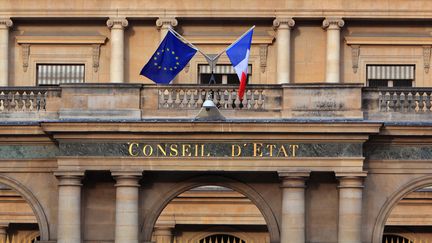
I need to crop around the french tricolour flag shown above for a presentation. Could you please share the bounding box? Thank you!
[226,26,254,100]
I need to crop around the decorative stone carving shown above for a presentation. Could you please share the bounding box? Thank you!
[259,44,268,73]
[21,44,30,72]
[156,17,178,29]
[92,44,100,72]
[0,18,13,29]
[106,17,129,29]
[322,18,345,30]
[351,45,360,73]
[272,18,295,30]
[423,45,431,73]
[184,62,190,73]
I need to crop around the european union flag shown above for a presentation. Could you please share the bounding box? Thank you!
[140,30,197,84]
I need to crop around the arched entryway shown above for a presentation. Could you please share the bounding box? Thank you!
[142,175,279,243]
[372,176,432,243]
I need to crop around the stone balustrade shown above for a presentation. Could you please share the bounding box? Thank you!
[363,87,432,121]
[5,84,432,122]
[0,87,60,120]
[379,89,432,113]
[157,85,265,110]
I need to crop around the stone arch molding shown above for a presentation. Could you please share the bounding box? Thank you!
[0,174,50,240]
[372,175,432,243]
[142,175,280,243]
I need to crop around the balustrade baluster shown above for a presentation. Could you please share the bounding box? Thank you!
[234,91,241,109]
[158,89,166,108]
[426,92,432,112]
[242,90,249,109]
[388,92,396,112]
[383,92,390,112]
[419,92,426,112]
[178,89,186,108]
[395,91,402,112]
[219,90,226,109]
[0,92,5,111]
[251,90,257,109]
[227,90,234,109]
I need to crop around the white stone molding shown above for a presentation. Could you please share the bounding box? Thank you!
[0,18,12,29]
[106,17,129,30]
[92,44,101,72]
[16,34,107,78]
[351,45,360,74]
[322,17,345,30]
[272,18,295,30]
[21,44,30,72]
[423,45,431,73]
[156,17,178,30]
[259,44,268,73]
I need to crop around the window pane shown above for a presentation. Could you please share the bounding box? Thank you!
[37,64,85,85]
[199,64,252,84]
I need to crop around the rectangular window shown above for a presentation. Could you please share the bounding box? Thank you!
[36,64,85,85]
[366,65,414,87]
[198,64,252,85]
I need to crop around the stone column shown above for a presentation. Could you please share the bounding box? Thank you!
[336,173,367,243]
[55,171,84,243]
[273,18,295,84]
[279,171,310,243]
[0,19,12,86]
[112,171,142,243]
[0,224,7,243]
[153,226,174,243]
[156,17,178,41]
[322,18,344,83]
[107,17,128,83]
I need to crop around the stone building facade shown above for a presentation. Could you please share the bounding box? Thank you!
[0,1,432,243]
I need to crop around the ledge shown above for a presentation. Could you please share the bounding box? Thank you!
[16,33,107,45]
[345,35,432,45]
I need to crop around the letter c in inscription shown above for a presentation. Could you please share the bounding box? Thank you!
[128,143,139,156]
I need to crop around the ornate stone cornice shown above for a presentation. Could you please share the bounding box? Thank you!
[156,17,178,29]
[322,17,345,30]
[273,18,295,30]
[106,17,128,29]
[0,18,13,29]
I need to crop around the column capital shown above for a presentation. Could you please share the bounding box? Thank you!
[336,172,367,189]
[0,18,13,29]
[322,17,344,30]
[273,18,295,30]
[156,17,178,29]
[278,171,310,188]
[54,171,84,186]
[107,17,129,30]
[111,171,142,187]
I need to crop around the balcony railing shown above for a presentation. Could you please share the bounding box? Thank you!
[0,87,61,121]
[158,85,266,110]
[1,84,431,122]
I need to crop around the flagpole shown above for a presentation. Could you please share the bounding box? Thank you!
[225,25,255,52]
[168,28,199,51]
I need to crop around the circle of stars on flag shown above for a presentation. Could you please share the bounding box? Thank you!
[153,47,181,72]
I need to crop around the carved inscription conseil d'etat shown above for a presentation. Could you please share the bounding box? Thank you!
[127,142,299,158]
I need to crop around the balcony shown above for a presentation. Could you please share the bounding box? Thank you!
[0,83,430,123]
